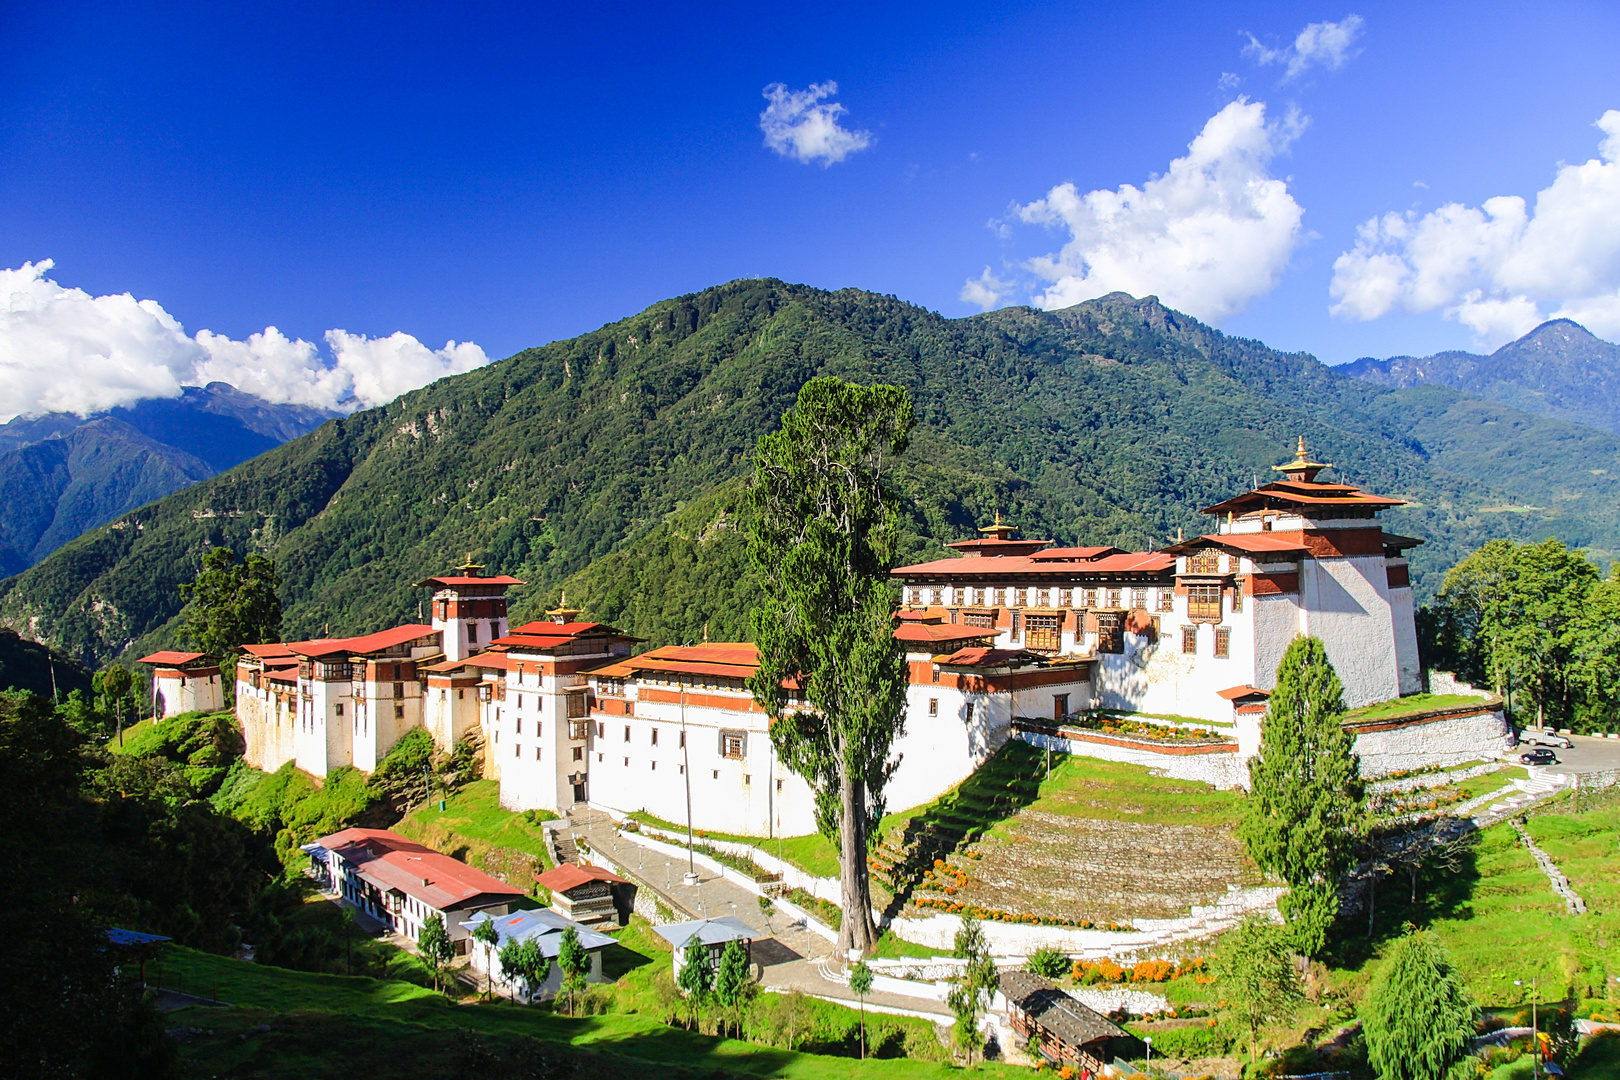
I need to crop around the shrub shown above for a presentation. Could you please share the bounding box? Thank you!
[1027,947,1069,979]
[1132,959,1173,983]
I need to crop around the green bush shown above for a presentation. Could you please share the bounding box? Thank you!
[1026,946,1069,979]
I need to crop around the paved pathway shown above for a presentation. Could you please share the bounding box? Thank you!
[565,812,956,1019]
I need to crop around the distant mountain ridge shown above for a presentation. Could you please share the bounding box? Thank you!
[5,279,1620,670]
[1341,319,1620,434]
[0,383,337,575]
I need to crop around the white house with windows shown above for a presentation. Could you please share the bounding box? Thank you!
[304,827,524,951]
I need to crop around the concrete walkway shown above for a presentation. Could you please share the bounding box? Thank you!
[567,812,955,1020]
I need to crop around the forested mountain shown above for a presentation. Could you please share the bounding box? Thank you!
[0,383,337,574]
[1342,319,1620,435]
[4,280,1619,668]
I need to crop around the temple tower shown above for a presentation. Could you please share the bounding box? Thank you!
[416,559,525,662]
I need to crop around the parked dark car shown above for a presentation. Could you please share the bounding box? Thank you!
[1518,748,1558,765]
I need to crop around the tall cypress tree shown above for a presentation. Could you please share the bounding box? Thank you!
[1362,928,1478,1080]
[747,377,914,955]
[1239,635,1365,956]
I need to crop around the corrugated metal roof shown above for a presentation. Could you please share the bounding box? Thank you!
[653,916,760,950]
[316,828,524,910]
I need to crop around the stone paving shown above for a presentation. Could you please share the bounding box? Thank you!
[565,811,955,1020]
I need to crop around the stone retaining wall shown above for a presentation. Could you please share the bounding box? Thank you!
[1370,761,1503,795]
[1016,730,1249,789]
[1351,707,1513,777]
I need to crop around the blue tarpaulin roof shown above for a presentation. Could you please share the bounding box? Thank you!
[106,928,171,946]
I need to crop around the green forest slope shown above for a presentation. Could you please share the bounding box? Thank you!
[5,280,1619,667]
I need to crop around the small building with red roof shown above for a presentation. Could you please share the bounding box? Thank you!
[304,827,524,950]
[534,863,632,926]
[136,650,224,719]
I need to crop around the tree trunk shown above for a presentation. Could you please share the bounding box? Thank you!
[836,768,879,954]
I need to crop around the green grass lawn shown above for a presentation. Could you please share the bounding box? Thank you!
[394,779,558,883]
[1344,693,1494,722]
[161,925,996,1080]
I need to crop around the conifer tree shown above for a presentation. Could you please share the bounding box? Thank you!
[1212,915,1302,1065]
[848,959,874,1059]
[471,917,500,999]
[1239,635,1365,956]
[557,925,589,1016]
[179,547,283,657]
[714,939,753,1039]
[1362,928,1478,1080]
[747,377,915,955]
[677,936,714,1030]
[946,914,997,1065]
[418,914,454,992]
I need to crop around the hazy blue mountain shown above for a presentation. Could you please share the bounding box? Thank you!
[1342,319,1620,434]
[0,384,337,574]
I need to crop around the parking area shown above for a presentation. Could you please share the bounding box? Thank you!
[1513,732,1620,778]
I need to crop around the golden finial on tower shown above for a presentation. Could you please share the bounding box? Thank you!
[1272,436,1333,482]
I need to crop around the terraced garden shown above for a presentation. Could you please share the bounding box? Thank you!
[874,740,1261,925]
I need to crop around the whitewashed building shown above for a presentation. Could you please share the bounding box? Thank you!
[136,651,224,718]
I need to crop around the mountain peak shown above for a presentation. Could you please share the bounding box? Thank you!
[1343,318,1620,434]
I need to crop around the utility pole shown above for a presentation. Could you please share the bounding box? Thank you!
[679,642,697,886]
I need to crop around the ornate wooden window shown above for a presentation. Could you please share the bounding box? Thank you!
[1010,611,1021,641]
[1107,588,1122,609]
[1096,612,1124,654]
[720,730,747,759]
[1025,614,1062,654]
[1182,626,1198,654]
[994,587,1007,607]
[1157,589,1174,613]
[905,587,916,605]
[1059,588,1073,608]
[1231,580,1244,613]
[1188,549,1222,574]
[1083,587,1098,608]
[964,611,995,629]
[1131,588,1148,610]
[1187,583,1223,622]
[1214,627,1232,658]
[565,691,588,718]
[568,720,588,741]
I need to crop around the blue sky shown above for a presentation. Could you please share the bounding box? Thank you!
[2,1,1619,417]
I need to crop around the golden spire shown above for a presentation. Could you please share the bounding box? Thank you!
[978,510,1018,539]
[1271,436,1332,482]
[453,552,484,576]
[545,589,581,623]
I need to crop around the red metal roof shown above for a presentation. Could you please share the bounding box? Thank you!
[937,646,1045,668]
[1216,684,1272,701]
[535,863,629,891]
[1201,479,1405,516]
[137,651,210,666]
[316,828,524,909]
[285,624,439,658]
[240,642,297,659]
[1029,546,1124,562]
[893,550,1174,578]
[1162,533,1309,556]
[412,574,525,588]
[943,536,1052,557]
[894,623,999,646]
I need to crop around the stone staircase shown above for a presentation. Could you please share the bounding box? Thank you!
[1469,767,1569,827]
[1510,819,1587,915]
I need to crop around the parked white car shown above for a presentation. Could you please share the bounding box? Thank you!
[1522,730,1573,749]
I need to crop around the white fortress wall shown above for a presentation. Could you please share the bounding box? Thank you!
[1298,553,1401,707]
[1351,707,1513,778]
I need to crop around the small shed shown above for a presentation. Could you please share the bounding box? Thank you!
[534,863,632,926]
[460,908,616,1002]
[653,916,759,980]
[999,970,1127,1074]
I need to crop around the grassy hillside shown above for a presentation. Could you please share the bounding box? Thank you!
[6,280,1620,667]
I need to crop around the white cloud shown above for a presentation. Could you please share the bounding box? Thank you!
[0,260,490,421]
[1330,109,1620,347]
[1245,15,1365,81]
[960,267,1012,311]
[759,81,872,166]
[1009,99,1306,325]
